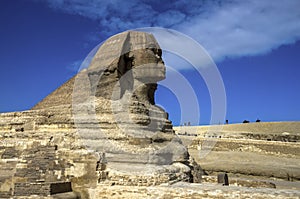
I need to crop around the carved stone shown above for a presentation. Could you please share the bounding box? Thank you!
[0,31,201,198]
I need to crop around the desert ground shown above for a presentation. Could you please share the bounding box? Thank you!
[175,121,300,191]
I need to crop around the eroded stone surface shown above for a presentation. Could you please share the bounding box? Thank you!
[0,31,200,198]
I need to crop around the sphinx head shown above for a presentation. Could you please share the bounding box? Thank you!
[87,31,166,104]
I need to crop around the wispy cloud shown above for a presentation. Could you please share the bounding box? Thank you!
[175,0,300,61]
[42,0,300,62]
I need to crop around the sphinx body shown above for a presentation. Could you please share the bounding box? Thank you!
[0,31,201,198]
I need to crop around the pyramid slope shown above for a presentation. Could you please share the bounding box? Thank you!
[32,31,131,110]
[32,75,76,110]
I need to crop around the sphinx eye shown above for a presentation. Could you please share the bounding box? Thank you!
[147,47,162,58]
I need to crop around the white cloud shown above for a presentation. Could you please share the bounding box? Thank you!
[43,0,300,63]
[176,0,300,61]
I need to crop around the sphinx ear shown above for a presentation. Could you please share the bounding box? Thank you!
[117,51,134,78]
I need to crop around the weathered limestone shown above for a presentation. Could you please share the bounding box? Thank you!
[0,31,201,198]
[71,31,195,184]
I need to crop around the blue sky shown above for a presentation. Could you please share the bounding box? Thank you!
[0,0,299,125]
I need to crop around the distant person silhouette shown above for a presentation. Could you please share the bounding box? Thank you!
[217,172,229,186]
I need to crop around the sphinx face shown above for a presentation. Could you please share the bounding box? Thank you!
[131,47,166,83]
